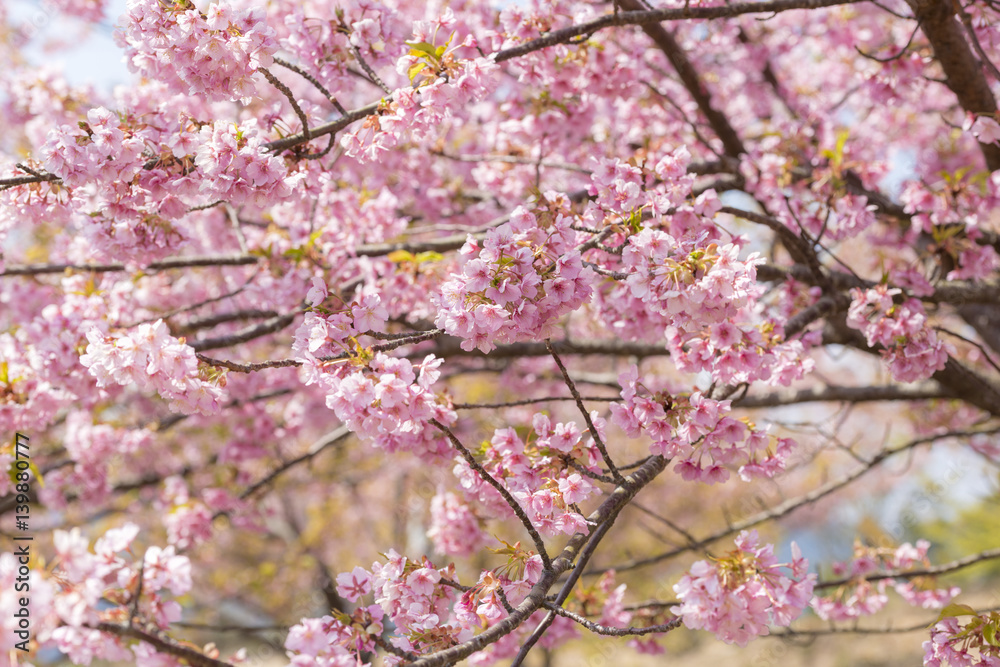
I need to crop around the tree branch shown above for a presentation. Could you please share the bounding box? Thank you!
[190,313,298,352]
[773,606,1000,637]
[826,319,1000,417]
[906,0,1000,170]
[546,339,623,483]
[733,382,952,408]
[601,428,999,574]
[816,546,1000,590]
[431,419,553,570]
[541,602,682,636]
[1,255,260,277]
[93,622,235,667]
[618,0,746,157]
[403,455,668,667]
[263,0,867,155]
[230,426,352,506]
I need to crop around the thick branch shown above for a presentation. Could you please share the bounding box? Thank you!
[265,0,866,154]
[734,383,951,408]
[721,207,827,283]
[430,336,669,359]
[0,171,60,190]
[176,309,280,334]
[618,0,746,157]
[826,319,1000,417]
[784,294,848,339]
[906,0,1000,170]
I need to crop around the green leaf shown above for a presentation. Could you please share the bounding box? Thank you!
[405,41,438,58]
[7,459,44,488]
[414,251,443,263]
[407,62,427,83]
[387,250,415,263]
[934,603,978,624]
[823,129,850,172]
[982,620,1000,647]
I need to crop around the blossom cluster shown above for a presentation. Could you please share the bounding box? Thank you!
[811,540,959,621]
[41,107,145,189]
[42,411,152,508]
[285,545,582,666]
[193,119,298,208]
[80,319,224,415]
[435,197,596,353]
[286,553,467,664]
[924,611,1000,667]
[964,113,1000,145]
[452,414,602,537]
[115,0,278,103]
[614,219,812,386]
[620,229,761,333]
[293,290,457,455]
[846,285,951,382]
[588,151,815,389]
[428,490,489,556]
[321,351,456,456]
[37,105,194,264]
[0,276,112,436]
[1,524,196,663]
[610,365,795,484]
[673,530,815,646]
[342,47,500,162]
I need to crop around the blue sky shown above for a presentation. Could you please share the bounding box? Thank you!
[10,0,130,90]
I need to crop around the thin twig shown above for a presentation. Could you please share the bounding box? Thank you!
[1,254,260,277]
[258,67,312,142]
[541,602,682,636]
[226,426,352,507]
[546,340,623,483]
[816,546,1000,590]
[774,606,1000,637]
[431,419,552,571]
[274,56,348,114]
[935,325,1000,377]
[347,41,393,95]
[453,395,616,409]
[600,427,1000,574]
[957,6,1000,82]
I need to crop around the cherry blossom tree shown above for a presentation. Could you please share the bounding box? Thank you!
[2,0,1000,664]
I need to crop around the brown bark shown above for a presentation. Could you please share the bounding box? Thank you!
[908,0,1000,170]
[618,0,747,157]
